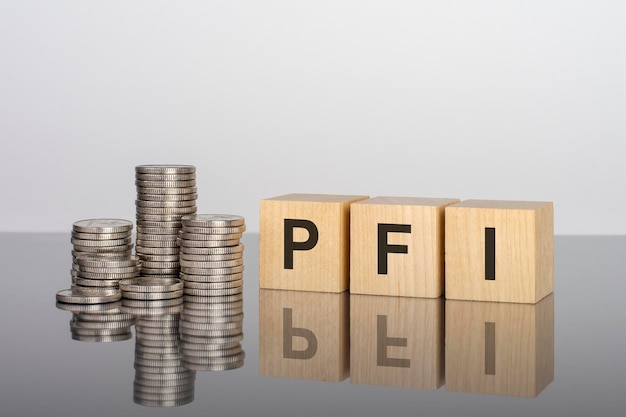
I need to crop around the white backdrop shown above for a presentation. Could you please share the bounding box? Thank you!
[1,1,624,234]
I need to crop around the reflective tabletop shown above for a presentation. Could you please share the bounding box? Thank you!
[0,233,624,416]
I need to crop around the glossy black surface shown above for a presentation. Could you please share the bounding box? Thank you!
[0,233,624,416]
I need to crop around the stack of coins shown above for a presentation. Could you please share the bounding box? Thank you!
[179,296,245,371]
[133,312,195,407]
[119,277,184,301]
[177,214,246,371]
[135,165,198,277]
[71,219,136,285]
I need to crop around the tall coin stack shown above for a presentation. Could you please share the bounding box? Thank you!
[71,219,137,287]
[133,311,196,407]
[177,214,246,371]
[135,165,198,278]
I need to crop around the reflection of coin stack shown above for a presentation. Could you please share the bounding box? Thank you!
[177,214,246,371]
[132,306,196,407]
[71,219,137,287]
[56,299,134,342]
[135,165,198,278]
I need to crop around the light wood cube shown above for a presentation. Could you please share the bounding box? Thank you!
[350,294,444,389]
[259,289,349,382]
[260,193,368,292]
[445,200,554,303]
[445,294,554,397]
[350,197,459,298]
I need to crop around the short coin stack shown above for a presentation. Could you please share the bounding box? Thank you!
[133,311,195,407]
[119,277,184,302]
[135,165,198,277]
[177,214,246,371]
[71,219,137,286]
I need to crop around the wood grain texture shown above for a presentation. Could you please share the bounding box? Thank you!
[259,289,349,382]
[445,199,554,303]
[445,294,554,397]
[259,193,368,292]
[350,294,444,389]
[350,197,459,297]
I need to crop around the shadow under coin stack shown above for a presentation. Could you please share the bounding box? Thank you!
[71,219,137,286]
[119,278,194,407]
[135,165,198,278]
[177,214,246,371]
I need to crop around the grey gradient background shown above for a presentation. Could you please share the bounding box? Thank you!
[1,1,625,234]
[1,233,625,416]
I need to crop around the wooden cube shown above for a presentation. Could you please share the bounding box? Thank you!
[445,200,554,303]
[259,289,349,382]
[350,197,459,298]
[445,294,554,397]
[350,294,444,389]
[260,193,369,292]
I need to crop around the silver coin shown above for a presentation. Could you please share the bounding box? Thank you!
[134,371,195,382]
[77,271,140,280]
[179,320,242,332]
[183,286,243,297]
[122,304,184,317]
[139,267,181,275]
[133,396,194,408]
[123,290,183,301]
[179,252,242,262]
[179,333,243,344]
[56,300,122,313]
[182,351,245,365]
[137,193,198,202]
[120,277,184,293]
[137,214,189,222]
[73,219,133,234]
[181,214,245,228]
[136,200,196,209]
[135,179,197,188]
[177,239,240,248]
[71,237,132,247]
[135,173,196,181]
[180,307,243,323]
[136,239,179,248]
[133,382,194,395]
[136,206,198,215]
[135,347,182,357]
[136,246,180,255]
[122,297,184,308]
[136,254,179,262]
[133,378,195,389]
[179,272,244,283]
[72,244,134,253]
[180,345,242,358]
[136,326,180,336]
[183,293,243,304]
[73,277,120,288]
[71,322,131,336]
[183,280,243,290]
[72,231,131,240]
[76,254,141,268]
[132,389,193,402]
[137,187,197,195]
[56,287,122,304]
[76,312,134,322]
[74,318,133,330]
[72,250,134,259]
[78,265,142,274]
[136,227,181,236]
[181,225,246,235]
[140,261,180,269]
[72,333,132,343]
[135,164,196,174]
[179,232,243,241]
[179,338,241,350]
[180,265,244,276]
[179,259,243,269]
[136,220,183,228]
[136,317,180,328]
[136,233,179,241]
[179,243,243,255]
[182,299,243,312]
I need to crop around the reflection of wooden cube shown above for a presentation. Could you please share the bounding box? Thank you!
[445,200,554,303]
[350,196,459,298]
[350,294,444,389]
[445,294,554,397]
[259,289,349,382]
[260,193,368,292]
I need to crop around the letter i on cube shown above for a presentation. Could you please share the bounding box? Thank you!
[259,193,369,293]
